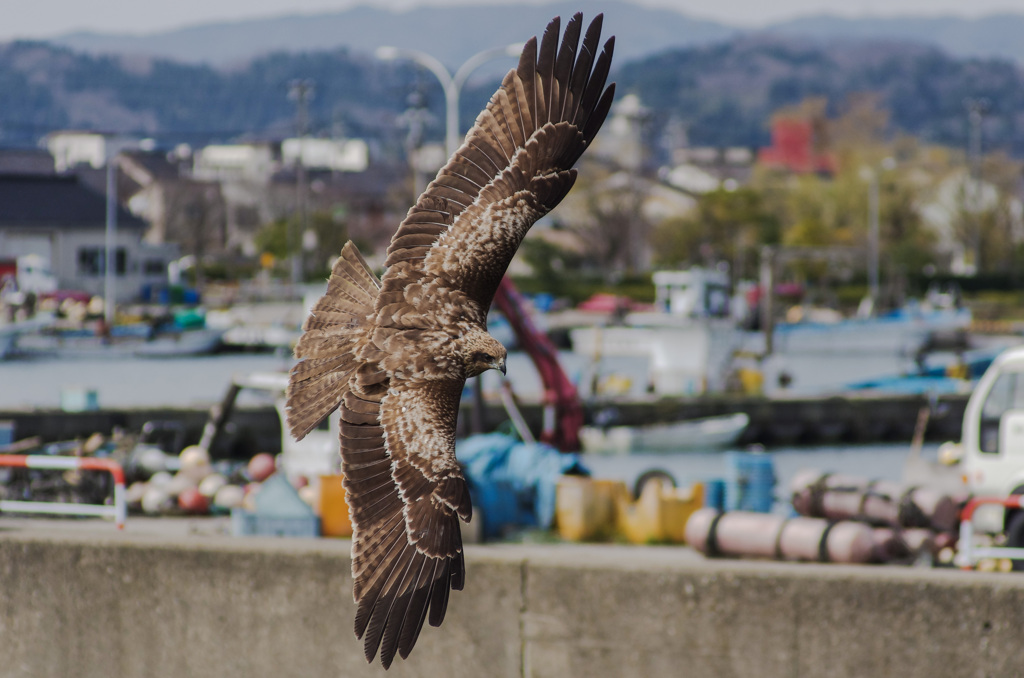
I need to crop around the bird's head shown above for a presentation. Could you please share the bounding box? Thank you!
[460,329,507,378]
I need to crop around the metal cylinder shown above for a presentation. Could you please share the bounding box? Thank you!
[790,470,959,532]
[686,508,875,564]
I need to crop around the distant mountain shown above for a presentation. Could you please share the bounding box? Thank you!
[2,33,1023,157]
[768,13,1024,65]
[615,35,1024,155]
[0,42,414,147]
[51,1,738,69]
[42,2,1024,69]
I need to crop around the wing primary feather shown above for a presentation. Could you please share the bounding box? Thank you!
[428,558,453,627]
[575,36,615,131]
[353,521,405,634]
[382,556,431,668]
[510,73,532,143]
[517,36,539,132]
[536,16,560,124]
[450,550,466,591]
[398,559,441,659]
[379,559,420,669]
[362,544,416,666]
[582,83,616,147]
[567,14,603,124]
[553,12,583,122]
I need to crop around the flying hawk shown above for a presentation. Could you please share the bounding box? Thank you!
[286,13,614,669]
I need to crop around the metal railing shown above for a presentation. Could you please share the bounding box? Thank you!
[0,455,127,528]
[954,495,1024,569]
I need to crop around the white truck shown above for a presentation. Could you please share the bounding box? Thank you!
[0,254,58,298]
[956,344,1024,547]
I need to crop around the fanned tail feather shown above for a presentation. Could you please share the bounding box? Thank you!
[286,241,380,440]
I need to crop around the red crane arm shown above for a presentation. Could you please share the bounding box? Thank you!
[492,276,582,452]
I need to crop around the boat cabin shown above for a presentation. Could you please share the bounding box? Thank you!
[652,268,731,318]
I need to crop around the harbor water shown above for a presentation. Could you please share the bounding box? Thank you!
[0,352,294,410]
[0,353,944,506]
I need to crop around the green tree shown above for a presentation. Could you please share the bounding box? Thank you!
[254,209,349,281]
[652,187,780,279]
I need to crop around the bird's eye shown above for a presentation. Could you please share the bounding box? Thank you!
[474,352,494,363]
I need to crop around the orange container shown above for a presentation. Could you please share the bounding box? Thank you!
[318,474,352,537]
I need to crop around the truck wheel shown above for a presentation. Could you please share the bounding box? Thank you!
[1006,511,1024,571]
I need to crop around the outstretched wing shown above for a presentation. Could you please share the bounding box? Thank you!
[379,12,615,312]
[343,376,471,669]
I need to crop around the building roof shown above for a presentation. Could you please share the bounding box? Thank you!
[0,149,55,175]
[119,151,181,183]
[0,173,146,229]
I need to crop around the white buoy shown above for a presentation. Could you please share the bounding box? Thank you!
[213,484,245,509]
[198,473,228,498]
[167,471,197,497]
[125,481,149,507]
[179,445,213,483]
[141,485,173,515]
[149,471,173,488]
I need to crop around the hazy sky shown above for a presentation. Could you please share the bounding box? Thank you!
[3,0,1022,40]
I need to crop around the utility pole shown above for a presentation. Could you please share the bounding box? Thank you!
[289,79,314,287]
[965,98,987,274]
[759,245,775,356]
[397,90,431,201]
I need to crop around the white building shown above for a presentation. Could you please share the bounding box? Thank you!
[0,173,174,302]
[193,143,278,184]
[281,138,369,172]
[44,131,142,172]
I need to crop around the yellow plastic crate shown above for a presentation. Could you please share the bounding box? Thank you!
[554,477,624,542]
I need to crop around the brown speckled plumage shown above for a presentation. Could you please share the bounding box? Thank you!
[286,12,614,669]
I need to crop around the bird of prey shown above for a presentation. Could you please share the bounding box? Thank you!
[286,12,615,669]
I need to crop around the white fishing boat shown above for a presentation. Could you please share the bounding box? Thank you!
[579,412,750,455]
[745,302,972,356]
[567,268,745,396]
[134,327,226,358]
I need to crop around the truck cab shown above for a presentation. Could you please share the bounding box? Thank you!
[960,345,1024,542]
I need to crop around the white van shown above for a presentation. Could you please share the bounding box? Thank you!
[958,345,1024,545]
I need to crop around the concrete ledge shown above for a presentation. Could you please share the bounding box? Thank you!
[0,521,1021,677]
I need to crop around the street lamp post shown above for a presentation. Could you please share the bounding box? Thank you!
[376,43,523,156]
[103,153,117,326]
[289,79,314,287]
[860,157,896,314]
[867,168,880,309]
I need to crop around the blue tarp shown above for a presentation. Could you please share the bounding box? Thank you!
[456,433,588,539]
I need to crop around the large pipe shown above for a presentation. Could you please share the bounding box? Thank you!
[869,527,938,564]
[789,470,959,532]
[685,508,875,564]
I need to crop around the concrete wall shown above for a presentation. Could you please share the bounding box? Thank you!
[0,527,1021,678]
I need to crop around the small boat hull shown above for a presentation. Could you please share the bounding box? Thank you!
[580,412,749,454]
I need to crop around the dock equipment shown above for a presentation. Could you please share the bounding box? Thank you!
[0,455,126,528]
[954,495,1024,569]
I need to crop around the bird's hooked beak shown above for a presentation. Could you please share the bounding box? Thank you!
[496,357,507,375]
